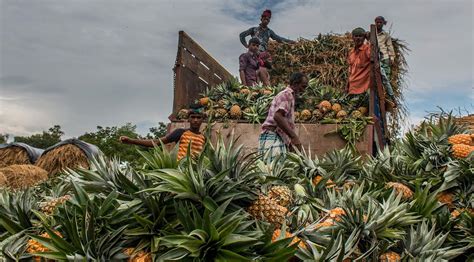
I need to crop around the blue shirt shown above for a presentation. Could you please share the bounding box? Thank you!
[239,26,292,52]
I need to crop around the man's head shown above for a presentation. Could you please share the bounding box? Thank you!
[375,16,387,31]
[289,72,308,94]
[188,104,205,131]
[248,38,260,53]
[260,9,271,27]
[351,27,366,48]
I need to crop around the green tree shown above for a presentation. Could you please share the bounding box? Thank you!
[14,125,64,149]
[146,122,168,139]
[0,134,8,144]
[79,123,145,166]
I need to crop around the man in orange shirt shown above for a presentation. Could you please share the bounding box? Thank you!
[347,27,395,107]
[120,104,206,160]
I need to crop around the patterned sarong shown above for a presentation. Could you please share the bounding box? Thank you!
[258,131,287,163]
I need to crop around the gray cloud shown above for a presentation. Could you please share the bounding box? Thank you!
[0,0,472,137]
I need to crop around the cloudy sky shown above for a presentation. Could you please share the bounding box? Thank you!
[1,0,472,138]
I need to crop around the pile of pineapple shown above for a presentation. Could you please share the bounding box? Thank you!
[175,78,370,125]
[0,112,473,261]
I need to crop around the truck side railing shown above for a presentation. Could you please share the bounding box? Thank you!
[172,31,233,116]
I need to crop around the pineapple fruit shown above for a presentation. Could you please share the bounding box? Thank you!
[177,109,189,120]
[336,110,348,119]
[271,229,306,249]
[300,109,312,122]
[199,97,210,107]
[351,110,362,118]
[331,103,342,113]
[124,248,152,262]
[386,182,413,200]
[215,108,228,118]
[448,134,472,145]
[40,195,71,215]
[312,175,336,188]
[230,105,242,119]
[318,101,332,113]
[379,251,401,262]
[451,144,474,158]
[268,185,293,207]
[27,231,63,260]
[358,106,368,115]
[437,191,455,209]
[240,88,251,95]
[248,194,288,228]
[312,109,323,120]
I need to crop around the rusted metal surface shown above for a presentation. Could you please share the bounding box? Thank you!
[172,31,233,115]
[168,122,373,157]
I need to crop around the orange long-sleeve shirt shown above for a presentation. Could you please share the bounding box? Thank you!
[348,43,371,95]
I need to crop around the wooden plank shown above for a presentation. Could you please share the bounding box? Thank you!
[179,31,233,81]
[369,25,388,140]
[181,50,216,85]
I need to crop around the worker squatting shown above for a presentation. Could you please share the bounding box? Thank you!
[120,11,396,163]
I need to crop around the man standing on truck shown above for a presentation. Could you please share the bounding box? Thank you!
[375,16,396,80]
[259,72,308,162]
[239,9,295,86]
[239,38,260,87]
[119,104,206,161]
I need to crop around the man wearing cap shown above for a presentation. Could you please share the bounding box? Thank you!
[120,104,206,160]
[239,38,261,87]
[375,16,395,80]
[239,9,295,86]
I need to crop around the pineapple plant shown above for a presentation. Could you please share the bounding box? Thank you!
[248,194,288,228]
[268,185,293,207]
[448,134,472,145]
[451,144,473,158]
[386,182,414,200]
[230,105,242,119]
[300,109,312,122]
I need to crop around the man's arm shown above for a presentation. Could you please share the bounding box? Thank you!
[239,28,253,48]
[120,129,183,148]
[239,54,248,86]
[274,110,301,149]
[269,29,295,44]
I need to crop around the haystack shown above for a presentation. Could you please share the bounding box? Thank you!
[0,164,48,190]
[455,114,474,132]
[268,33,409,136]
[35,139,100,177]
[0,172,6,187]
[0,143,44,167]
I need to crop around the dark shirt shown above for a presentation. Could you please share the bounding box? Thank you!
[239,51,259,86]
[240,26,292,52]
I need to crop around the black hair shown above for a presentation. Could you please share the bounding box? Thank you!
[189,104,204,115]
[289,72,307,85]
[249,38,261,45]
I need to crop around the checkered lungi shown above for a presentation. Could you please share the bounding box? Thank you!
[258,130,287,163]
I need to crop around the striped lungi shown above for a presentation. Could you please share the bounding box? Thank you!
[258,130,287,163]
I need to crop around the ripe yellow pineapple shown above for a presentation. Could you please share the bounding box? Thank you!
[312,175,336,188]
[0,172,6,187]
[300,109,312,121]
[336,110,348,119]
[328,207,346,221]
[263,89,272,95]
[331,103,342,113]
[40,195,71,215]
[294,112,301,121]
[230,105,242,119]
[27,231,62,261]
[252,91,259,97]
[386,182,413,200]
[379,251,401,262]
[318,101,332,112]
[451,144,474,158]
[268,186,293,207]
[437,191,455,209]
[313,219,335,230]
[240,88,251,95]
[271,229,306,249]
[215,108,228,118]
[124,248,152,262]
[358,106,368,115]
[248,194,288,228]
[199,97,209,106]
[448,134,472,146]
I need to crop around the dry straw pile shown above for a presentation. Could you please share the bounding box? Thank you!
[36,144,90,177]
[0,146,31,168]
[0,164,48,190]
